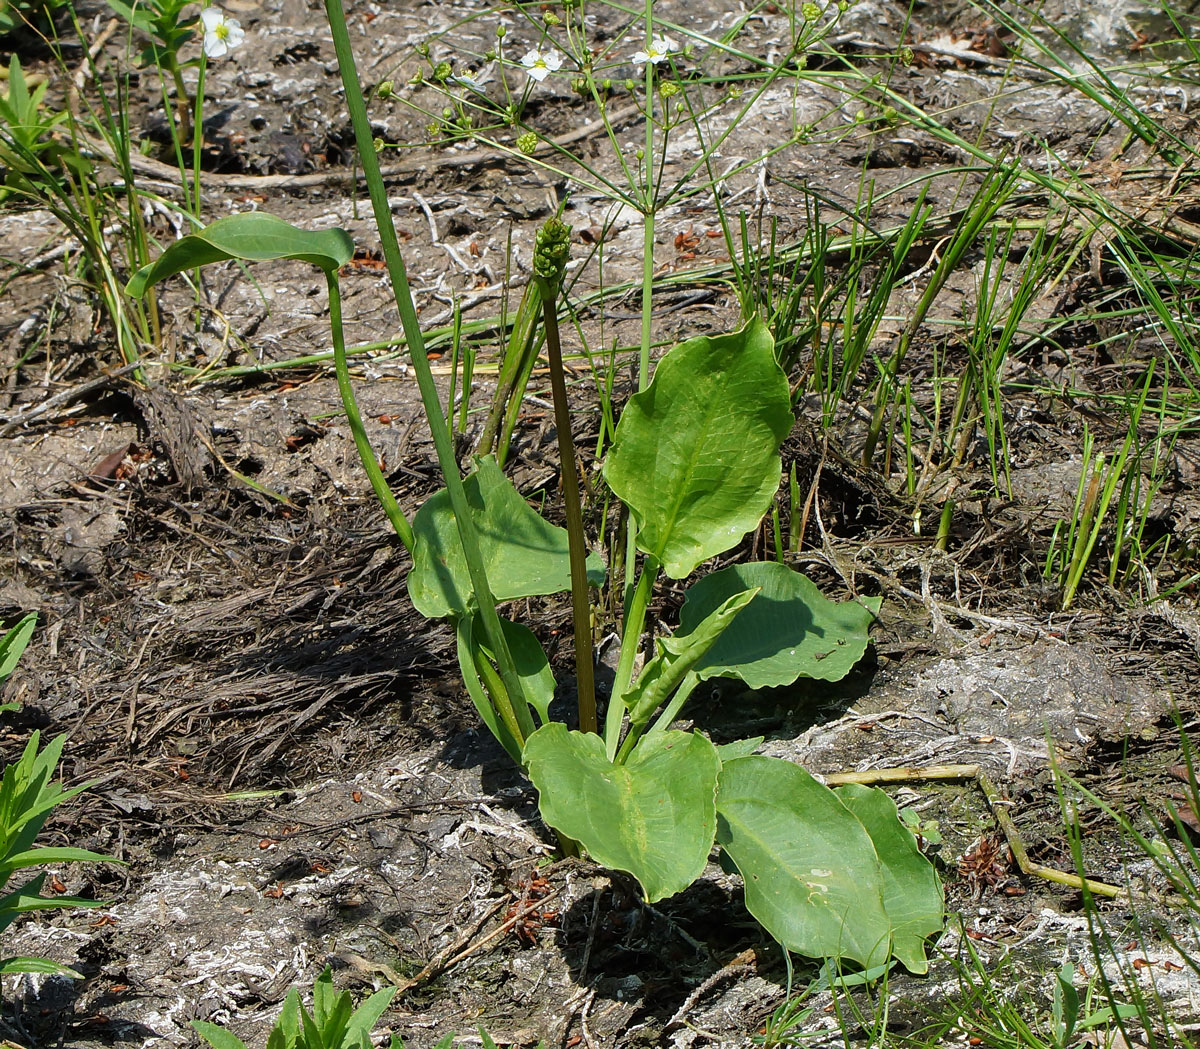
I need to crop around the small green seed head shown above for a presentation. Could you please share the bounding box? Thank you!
[517,131,538,155]
[415,41,430,57]
[377,80,394,99]
[802,1,820,20]
[409,68,424,86]
[373,136,385,152]
[433,61,452,82]
[659,80,680,98]
[543,11,561,25]
[571,76,588,96]
[900,45,914,65]
[534,218,572,288]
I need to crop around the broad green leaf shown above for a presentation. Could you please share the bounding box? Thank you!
[271,987,302,1049]
[341,986,397,1048]
[626,588,757,725]
[833,784,944,974]
[479,617,556,728]
[191,1022,251,1049]
[456,618,522,764]
[0,612,36,682]
[0,955,84,978]
[408,456,604,619]
[679,562,881,688]
[715,737,763,762]
[603,317,791,578]
[716,755,894,968]
[126,213,355,296]
[524,724,719,902]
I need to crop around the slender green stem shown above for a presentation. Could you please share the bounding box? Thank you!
[327,274,416,553]
[191,56,206,217]
[324,0,533,746]
[639,208,655,388]
[605,555,658,759]
[616,670,700,764]
[538,281,597,734]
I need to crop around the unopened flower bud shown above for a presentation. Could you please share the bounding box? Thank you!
[534,218,572,289]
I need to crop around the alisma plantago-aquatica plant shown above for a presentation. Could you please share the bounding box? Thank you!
[126,0,943,973]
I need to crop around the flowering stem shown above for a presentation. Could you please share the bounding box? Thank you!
[536,274,597,735]
[324,0,533,746]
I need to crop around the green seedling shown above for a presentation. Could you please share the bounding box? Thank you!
[0,55,72,199]
[192,967,397,1049]
[0,614,123,979]
[127,0,944,975]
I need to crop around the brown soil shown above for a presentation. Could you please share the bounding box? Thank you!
[3,0,1200,1045]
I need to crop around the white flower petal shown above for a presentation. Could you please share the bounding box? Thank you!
[200,8,244,59]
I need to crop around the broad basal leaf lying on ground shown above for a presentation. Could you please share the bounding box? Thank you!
[524,725,720,903]
[716,755,940,972]
[678,561,881,688]
[126,212,355,295]
[408,456,605,619]
[603,316,792,579]
[833,783,944,974]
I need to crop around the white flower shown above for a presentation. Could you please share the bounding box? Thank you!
[455,71,482,90]
[200,7,245,59]
[520,48,563,82]
[632,35,678,66]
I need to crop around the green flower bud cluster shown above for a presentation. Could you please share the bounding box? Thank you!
[534,218,573,289]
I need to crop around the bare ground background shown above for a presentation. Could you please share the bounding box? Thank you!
[3,0,1200,1044]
